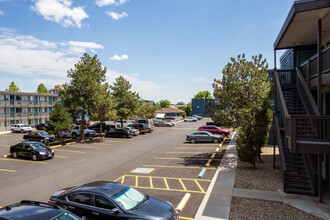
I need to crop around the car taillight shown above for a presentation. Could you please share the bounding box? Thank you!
[48,200,55,204]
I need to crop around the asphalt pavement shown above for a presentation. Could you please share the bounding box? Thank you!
[0,118,230,219]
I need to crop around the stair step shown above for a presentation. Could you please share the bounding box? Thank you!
[285,188,314,195]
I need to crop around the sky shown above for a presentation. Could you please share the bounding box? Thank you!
[0,0,294,104]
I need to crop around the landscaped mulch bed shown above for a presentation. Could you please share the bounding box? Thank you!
[230,197,322,220]
[234,146,282,191]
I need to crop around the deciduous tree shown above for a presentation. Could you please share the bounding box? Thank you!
[194,90,212,99]
[136,101,157,119]
[158,100,171,108]
[213,54,272,167]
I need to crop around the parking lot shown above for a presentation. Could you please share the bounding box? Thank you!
[0,118,230,219]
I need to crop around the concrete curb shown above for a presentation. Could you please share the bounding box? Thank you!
[0,131,11,135]
[194,132,237,220]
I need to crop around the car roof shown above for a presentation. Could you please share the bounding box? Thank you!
[0,201,64,220]
[63,181,127,197]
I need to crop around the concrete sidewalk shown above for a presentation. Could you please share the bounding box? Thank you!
[0,131,11,135]
[194,132,330,220]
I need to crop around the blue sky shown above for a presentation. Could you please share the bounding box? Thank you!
[0,0,293,103]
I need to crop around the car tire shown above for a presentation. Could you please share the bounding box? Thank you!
[55,133,59,138]
[21,129,24,133]
[213,138,219,143]
[191,139,196,144]
[72,133,77,139]
[12,152,18,158]
[32,154,37,161]
[43,140,49,147]
[11,129,14,133]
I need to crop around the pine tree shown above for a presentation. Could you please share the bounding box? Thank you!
[6,81,20,92]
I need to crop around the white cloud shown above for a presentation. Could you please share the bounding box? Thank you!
[0,31,104,78]
[31,0,89,28]
[0,11,4,16]
[109,54,128,60]
[107,70,163,101]
[106,11,127,20]
[95,0,128,7]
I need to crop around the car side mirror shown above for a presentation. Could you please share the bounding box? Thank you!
[28,148,32,151]
[110,208,120,215]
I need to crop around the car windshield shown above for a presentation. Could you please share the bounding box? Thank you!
[29,142,46,149]
[113,187,146,211]
[39,132,48,136]
[21,125,27,127]
[52,211,81,220]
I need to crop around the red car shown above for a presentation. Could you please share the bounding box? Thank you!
[198,125,230,137]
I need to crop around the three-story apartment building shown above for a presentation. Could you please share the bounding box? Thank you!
[0,91,62,131]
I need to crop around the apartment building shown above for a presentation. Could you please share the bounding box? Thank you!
[0,91,62,131]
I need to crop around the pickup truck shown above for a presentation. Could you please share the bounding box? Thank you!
[57,125,96,139]
[115,119,133,128]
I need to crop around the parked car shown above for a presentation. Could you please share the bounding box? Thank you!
[154,120,173,127]
[23,131,55,146]
[186,131,224,144]
[88,122,115,133]
[163,118,175,125]
[49,181,179,220]
[127,123,149,134]
[10,141,54,161]
[206,121,221,126]
[11,124,32,133]
[197,114,204,118]
[192,114,202,120]
[116,119,133,128]
[123,127,140,136]
[165,116,176,121]
[35,123,48,130]
[75,120,90,126]
[135,118,149,124]
[105,128,132,138]
[0,200,84,220]
[184,117,198,122]
[145,124,154,133]
[198,125,230,137]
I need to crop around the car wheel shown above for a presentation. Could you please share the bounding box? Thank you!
[72,133,77,139]
[21,129,24,133]
[55,133,59,138]
[32,154,37,161]
[43,140,49,147]
[12,152,18,158]
[191,139,196,144]
[11,129,14,133]
[213,138,219,143]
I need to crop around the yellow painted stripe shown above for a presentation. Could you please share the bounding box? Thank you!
[142,165,217,170]
[122,175,211,182]
[175,147,215,149]
[179,179,187,191]
[165,152,205,154]
[54,155,69,158]
[0,158,47,164]
[0,145,9,147]
[133,186,204,194]
[65,142,77,146]
[180,144,218,146]
[0,168,16,172]
[194,180,205,193]
[163,178,169,190]
[54,149,85,154]
[149,177,153,188]
[68,145,101,149]
[155,157,221,161]
[179,217,194,220]
[121,176,125,184]
[206,137,227,167]
[135,176,138,187]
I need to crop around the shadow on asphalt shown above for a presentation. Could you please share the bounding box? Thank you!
[178,151,224,168]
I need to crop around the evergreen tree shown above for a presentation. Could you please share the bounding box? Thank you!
[37,83,49,94]
[136,101,157,119]
[6,81,20,92]
[60,53,107,139]
[213,54,272,167]
[110,76,140,127]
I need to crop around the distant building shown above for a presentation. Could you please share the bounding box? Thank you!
[139,99,154,105]
[155,106,183,118]
[191,99,220,117]
[49,85,63,95]
[0,91,62,131]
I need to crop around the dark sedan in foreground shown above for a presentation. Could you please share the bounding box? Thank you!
[0,200,83,220]
[186,131,224,144]
[10,141,54,161]
[23,131,55,146]
[49,181,179,220]
[105,128,132,138]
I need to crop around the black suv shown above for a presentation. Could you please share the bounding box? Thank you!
[23,131,55,146]
[0,200,84,220]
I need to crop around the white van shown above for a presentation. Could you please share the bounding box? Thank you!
[11,124,33,133]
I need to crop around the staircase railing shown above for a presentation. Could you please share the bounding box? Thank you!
[274,70,290,129]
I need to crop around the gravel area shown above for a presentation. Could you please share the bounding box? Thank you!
[234,146,282,191]
[230,197,323,220]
